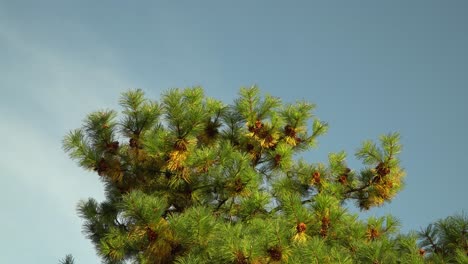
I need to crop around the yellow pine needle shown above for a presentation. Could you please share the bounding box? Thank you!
[375,184,391,199]
[292,232,308,243]
[285,136,298,146]
[260,136,278,148]
[369,195,385,207]
[167,150,188,171]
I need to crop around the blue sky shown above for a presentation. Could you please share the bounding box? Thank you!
[1,1,467,263]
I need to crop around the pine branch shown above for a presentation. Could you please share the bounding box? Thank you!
[59,254,75,264]
[345,183,371,195]
[62,86,415,263]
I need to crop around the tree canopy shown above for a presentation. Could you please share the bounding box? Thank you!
[62,87,466,263]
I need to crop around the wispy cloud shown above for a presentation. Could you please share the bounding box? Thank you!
[0,20,132,262]
[0,21,130,202]
[0,22,130,121]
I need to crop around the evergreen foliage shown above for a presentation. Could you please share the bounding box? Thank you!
[59,254,75,264]
[418,213,468,263]
[62,87,466,263]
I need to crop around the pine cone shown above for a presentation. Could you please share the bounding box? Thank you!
[174,139,188,151]
[255,120,263,129]
[106,141,119,153]
[95,158,109,176]
[419,248,426,256]
[367,228,380,241]
[246,143,255,152]
[375,162,390,177]
[319,228,327,238]
[235,251,248,264]
[129,138,138,148]
[284,124,296,137]
[338,174,348,185]
[274,154,282,166]
[248,120,265,136]
[321,217,330,227]
[263,134,277,148]
[312,171,321,184]
[146,227,158,242]
[267,245,282,261]
[296,222,307,233]
[234,178,244,193]
[320,216,330,237]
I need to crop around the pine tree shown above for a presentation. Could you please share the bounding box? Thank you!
[59,254,75,264]
[418,213,468,263]
[63,86,429,263]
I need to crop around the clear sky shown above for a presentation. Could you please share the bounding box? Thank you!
[1,1,467,263]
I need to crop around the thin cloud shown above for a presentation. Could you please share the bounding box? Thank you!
[0,21,132,263]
